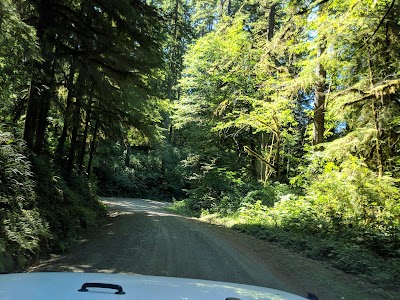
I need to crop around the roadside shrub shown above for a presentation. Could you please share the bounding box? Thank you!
[95,144,188,200]
[241,182,295,207]
[241,186,276,207]
[171,154,400,286]
[307,157,400,256]
[96,164,143,197]
[184,165,251,215]
[32,156,106,253]
[236,157,400,257]
[0,132,49,272]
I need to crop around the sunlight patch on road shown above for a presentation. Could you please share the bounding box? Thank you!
[101,197,170,213]
[100,198,185,219]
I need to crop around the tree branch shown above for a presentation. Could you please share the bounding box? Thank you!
[343,94,375,107]
[256,118,278,135]
[359,0,396,50]
[295,0,331,15]
[340,79,400,106]
[244,146,276,170]
[333,88,368,99]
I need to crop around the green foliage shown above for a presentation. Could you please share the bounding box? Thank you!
[307,157,400,255]
[0,0,40,127]
[95,143,188,200]
[1,0,400,287]
[1,0,167,271]
[173,153,400,286]
[167,199,197,217]
[90,0,400,289]
[242,188,276,207]
[243,160,399,284]
[233,156,400,257]
[181,162,296,216]
[0,131,49,271]
[184,167,247,214]
[0,130,106,272]
[31,156,106,253]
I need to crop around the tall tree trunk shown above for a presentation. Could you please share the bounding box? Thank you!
[313,44,326,146]
[265,133,275,180]
[219,0,232,16]
[250,130,259,180]
[124,144,132,167]
[24,87,40,150]
[66,70,86,172]
[66,97,81,172]
[275,133,281,179]
[164,0,181,143]
[367,54,383,176]
[33,91,51,154]
[268,4,277,41]
[256,3,277,181]
[87,120,99,177]
[258,133,266,182]
[24,0,54,152]
[34,49,57,154]
[77,101,93,173]
[372,97,383,177]
[56,63,76,157]
[77,83,94,172]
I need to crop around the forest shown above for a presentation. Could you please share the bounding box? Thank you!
[0,0,399,291]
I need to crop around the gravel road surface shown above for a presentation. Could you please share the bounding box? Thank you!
[29,197,395,300]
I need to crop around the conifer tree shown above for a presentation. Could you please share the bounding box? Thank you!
[18,0,164,171]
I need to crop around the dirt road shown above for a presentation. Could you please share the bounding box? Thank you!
[30,198,393,299]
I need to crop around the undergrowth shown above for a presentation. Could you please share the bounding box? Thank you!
[32,156,107,254]
[0,131,106,272]
[168,156,400,290]
[0,132,49,272]
[95,144,187,200]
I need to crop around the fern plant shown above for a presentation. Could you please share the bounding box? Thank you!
[0,131,49,272]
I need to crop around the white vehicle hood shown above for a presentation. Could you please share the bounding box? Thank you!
[0,272,307,300]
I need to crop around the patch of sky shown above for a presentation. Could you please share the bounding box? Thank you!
[335,121,347,134]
